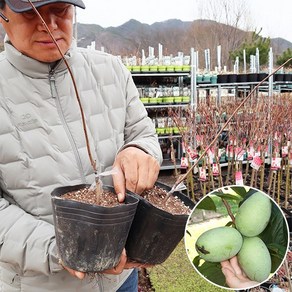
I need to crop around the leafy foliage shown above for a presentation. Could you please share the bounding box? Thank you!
[230,29,271,67]
[276,48,292,68]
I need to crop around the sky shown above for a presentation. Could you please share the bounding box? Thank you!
[76,0,292,43]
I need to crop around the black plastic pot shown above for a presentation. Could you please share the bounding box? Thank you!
[51,184,139,272]
[227,74,237,83]
[125,182,195,264]
[217,74,228,84]
[247,73,258,82]
[284,73,292,82]
[257,72,268,82]
[274,73,285,82]
[237,74,247,83]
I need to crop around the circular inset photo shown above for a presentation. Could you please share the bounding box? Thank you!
[184,185,290,290]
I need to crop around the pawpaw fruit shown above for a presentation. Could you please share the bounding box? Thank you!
[195,226,243,262]
[235,191,271,237]
[237,236,271,282]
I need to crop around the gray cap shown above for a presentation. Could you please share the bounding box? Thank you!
[5,0,85,13]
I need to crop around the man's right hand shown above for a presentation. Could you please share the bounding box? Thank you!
[62,248,148,279]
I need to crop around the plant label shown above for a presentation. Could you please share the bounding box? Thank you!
[271,157,282,170]
[251,156,262,170]
[235,147,245,161]
[247,146,255,160]
[235,171,243,185]
[180,156,188,169]
[212,163,219,176]
[281,146,288,158]
[199,167,207,182]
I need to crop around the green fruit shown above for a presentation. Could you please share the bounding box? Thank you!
[235,192,272,237]
[195,227,243,262]
[238,236,271,282]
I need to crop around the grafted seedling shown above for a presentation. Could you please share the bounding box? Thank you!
[27,1,102,200]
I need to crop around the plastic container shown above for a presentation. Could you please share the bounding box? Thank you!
[247,73,258,82]
[237,74,248,83]
[284,73,292,82]
[257,72,268,82]
[51,184,139,272]
[227,74,237,83]
[273,73,285,82]
[125,182,195,264]
[217,74,228,83]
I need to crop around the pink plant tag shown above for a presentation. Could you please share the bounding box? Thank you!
[247,146,255,160]
[227,145,233,157]
[207,148,215,164]
[271,157,282,170]
[181,141,186,153]
[282,146,288,157]
[250,156,262,170]
[235,171,243,185]
[212,163,219,176]
[180,156,188,169]
[199,167,207,181]
[235,147,245,161]
[187,146,198,161]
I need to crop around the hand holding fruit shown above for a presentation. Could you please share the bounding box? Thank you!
[194,191,273,288]
[221,256,259,289]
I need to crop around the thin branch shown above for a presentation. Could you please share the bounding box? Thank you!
[222,198,235,224]
[27,0,97,173]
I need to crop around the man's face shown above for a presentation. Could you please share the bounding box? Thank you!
[0,3,74,63]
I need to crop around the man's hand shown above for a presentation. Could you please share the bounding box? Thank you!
[62,249,153,279]
[113,147,160,201]
[62,264,86,280]
[221,256,259,289]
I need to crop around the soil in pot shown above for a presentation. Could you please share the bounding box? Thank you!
[139,185,192,215]
[61,186,120,207]
[51,184,139,272]
[126,182,195,265]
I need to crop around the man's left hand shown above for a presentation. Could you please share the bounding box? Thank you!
[112,147,160,201]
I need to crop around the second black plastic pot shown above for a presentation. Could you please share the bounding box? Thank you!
[217,74,228,83]
[237,74,248,83]
[125,182,195,264]
[51,184,139,272]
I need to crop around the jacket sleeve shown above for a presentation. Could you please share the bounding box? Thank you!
[0,189,62,275]
[117,60,163,164]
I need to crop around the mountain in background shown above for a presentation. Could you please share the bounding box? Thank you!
[75,19,292,69]
[0,19,291,68]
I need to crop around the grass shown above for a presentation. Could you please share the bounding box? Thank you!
[148,240,232,292]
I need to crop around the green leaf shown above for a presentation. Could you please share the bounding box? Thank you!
[192,255,201,267]
[259,202,289,247]
[259,202,289,273]
[267,243,288,273]
[215,193,242,202]
[229,186,250,198]
[196,196,217,211]
[196,261,227,287]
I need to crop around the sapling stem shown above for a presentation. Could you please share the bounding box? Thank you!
[222,198,236,225]
[28,1,101,201]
